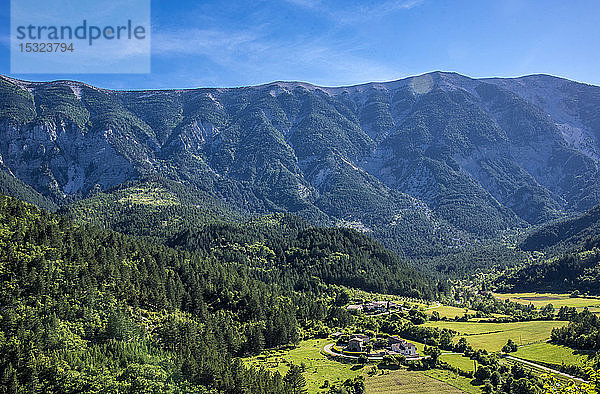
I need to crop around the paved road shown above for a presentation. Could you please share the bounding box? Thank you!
[504,355,587,382]
[322,343,427,361]
[322,343,373,359]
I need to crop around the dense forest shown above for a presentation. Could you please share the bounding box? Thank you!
[0,194,321,392]
[58,177,246,240]
[169,215,442,298]
[0,193,445,392]
[495,234,600,295]
[520,205,600,252]
[0,171,58,212]
[551,309,600,351]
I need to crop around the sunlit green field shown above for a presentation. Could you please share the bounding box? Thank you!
[512,342,593,367]
[440,353,477,372]
[244,339,363,392]
[422,369,482,393]
[424,304,474,319]
[117,185,179,206]
[424,321,567,351]
[244,338,480,393]
[493,292,600,313]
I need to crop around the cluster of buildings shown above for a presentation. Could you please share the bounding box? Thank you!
[345,300,399,314]
[344,334,418,358]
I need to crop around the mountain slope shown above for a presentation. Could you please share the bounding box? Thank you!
[495,204,600,294]
[1,72,600,256]
[520,204,600,252]
[496,234,600,295]
[0,169,58,211]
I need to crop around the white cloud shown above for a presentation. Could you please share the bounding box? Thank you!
[151,26,401,86]
[283,0,424,24]
[153,28,264,59]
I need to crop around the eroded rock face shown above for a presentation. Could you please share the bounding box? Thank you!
[0,118,137,200]
[0,72,599,255]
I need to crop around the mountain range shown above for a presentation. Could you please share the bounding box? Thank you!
[1,71,599,257]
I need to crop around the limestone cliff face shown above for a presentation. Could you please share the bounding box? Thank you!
[0,118,137,199]
[1,72,599,255]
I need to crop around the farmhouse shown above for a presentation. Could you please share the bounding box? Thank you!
[390,341,418,356]
[346,304,363,312]
[347,300,399,314]
[341,333,419,358]
[346,338,365,352]
[363,301,387,313]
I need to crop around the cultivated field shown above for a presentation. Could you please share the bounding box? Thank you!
[424,304,475,319]
[424,321,567,351]
[493,292,600,313]
[422,369,482,393]
[366,369,477,393]
[440,353,477,372]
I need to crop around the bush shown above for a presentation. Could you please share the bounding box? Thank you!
[502,339,518,353]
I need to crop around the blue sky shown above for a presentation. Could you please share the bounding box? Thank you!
[1,0,599,89]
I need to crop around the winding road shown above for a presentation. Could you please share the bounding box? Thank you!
[503,355,587,382]
[321,343,427,361]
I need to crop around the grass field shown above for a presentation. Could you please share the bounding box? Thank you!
[366,368,478,393]
[424,321,567,351]
[512,342,593,367]
[425,304,473,319]
[501,357,573,382]
[423,369,481,393]
[493,292,600,313]
[440,353,477,372]
[244,339,363,392]
[117,185,179,206]
[245,339,480,393]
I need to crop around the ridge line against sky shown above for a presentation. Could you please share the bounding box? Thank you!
[2,71,600,93]
[0,0,599,90]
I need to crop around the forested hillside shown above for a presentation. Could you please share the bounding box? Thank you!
[496,235,600,295]
[0,170,58,212]
[59,176,246,240]
[0,195,308,392]
[0,194,442,392]
[493,203,600,294]
[170,214,442,297]
[520,205,600,252]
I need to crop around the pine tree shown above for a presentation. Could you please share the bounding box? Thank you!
[284,364,307,394]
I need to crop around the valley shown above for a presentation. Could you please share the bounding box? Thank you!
[244,291,597,393]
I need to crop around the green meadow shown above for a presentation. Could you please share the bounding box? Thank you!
[244,339,362,392]
[423,320,567,351]
[511,342,593,367]
[366,368,479,393]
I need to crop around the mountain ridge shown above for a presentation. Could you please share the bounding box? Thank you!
[4,71,599,93]
[1,71,599,257]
